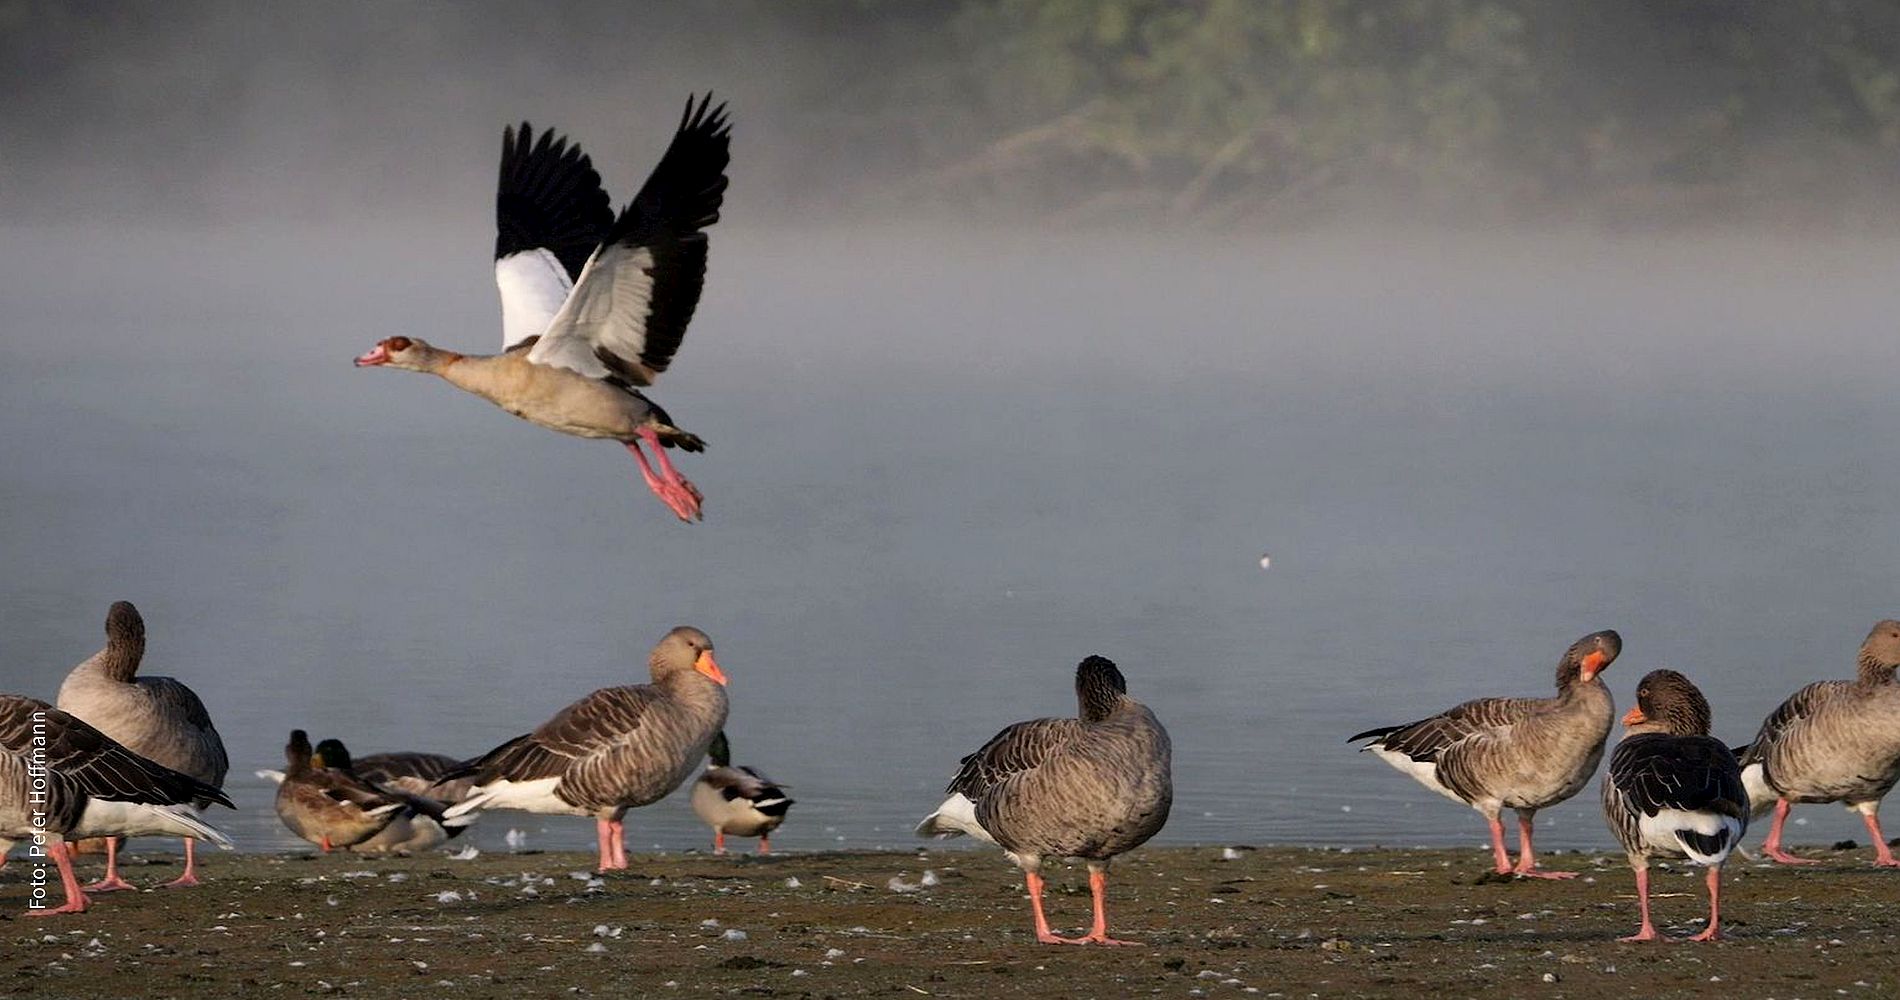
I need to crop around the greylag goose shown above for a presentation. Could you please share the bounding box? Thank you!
[354,95,732,523]
[1349,629,1620,877]
[0,695,233,916]
[55,601,229,891]
[1735,619,1900,866]
[1602,670,1747,942]
[690,731,793,854]
[915,655,1172,946]
[328,746,477,805]
[442,626,729,870]
[273,730,415,852]
[260,739,474,854]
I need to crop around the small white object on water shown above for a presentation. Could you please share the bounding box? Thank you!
[1221,847,1242,861]
[450,845,480,861]
[722,929,748,942]
[435,890,464,903]
[784,877,802,888]
[1258,554,1271,570]
[506,828,528,847]
[1340,805,1352,813]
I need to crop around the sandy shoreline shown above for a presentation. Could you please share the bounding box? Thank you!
[3,843,1897,998]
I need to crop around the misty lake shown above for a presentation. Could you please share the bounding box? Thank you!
[4,225,1899,858]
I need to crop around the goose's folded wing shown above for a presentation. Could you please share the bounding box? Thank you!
[495,122,613,350]
[1737,680,1841,764]
[0,695,230,808]
[355,751,465,786]
[527,94,731,385]
[463,686,662,787]
[945,718,1081,798]
[1610,736,1748,818]
[1354,695,1541,762]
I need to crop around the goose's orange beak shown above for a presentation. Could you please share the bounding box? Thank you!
[695,651,728,686]
[1580,650,1609,680]
[1621,705,1647,726]
[353,343,391,367]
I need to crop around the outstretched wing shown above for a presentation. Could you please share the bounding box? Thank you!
[527,94,731,385]
[495,121,614,350]
[945,718,1081,799]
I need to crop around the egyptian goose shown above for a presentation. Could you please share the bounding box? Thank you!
[442,626,729,870]
[690,731,793,854]
[273,730,419,852]
[916,656,1172,946]
[0,695,233,916]
[353,95,731,523]
[1602,669,1747,941]
[1350,630,1620,877]
[55,601,229,891]
[1735,619,1900,865]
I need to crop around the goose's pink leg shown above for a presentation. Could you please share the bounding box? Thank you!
[1057,867,1140,945]
[757,835,771,855]
[713,829,727,855]
[29,842,90,917]
[1762,800,1818,864]
[1688,865,1723,941]
[1486,815,1512,874]
[1024,871,1069,944]
[1512,813,1576,879]
[161,838,200,888]
[624,429,702,522]
[594,818,615,872]
[1619,866,1658,941]
[84,836,137,893]
[608,819,627,869]
[1859,809,1900,867]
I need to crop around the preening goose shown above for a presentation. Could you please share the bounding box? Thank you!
[272,730,413,852]
[1602,670,1748,942]
[690,731,793,854]
[55,601,229,891]
[0,695,233,916]
[1350,630,1620,878]
[443,626,729,870]
[354,95,732,523]
[1735,619,1900,866]
[916,656,1172,946]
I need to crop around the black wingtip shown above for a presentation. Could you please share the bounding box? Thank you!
[1346,726,1396,744]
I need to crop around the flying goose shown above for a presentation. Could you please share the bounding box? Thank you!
[1602,669,1748,942]
[916,656,1172,946]
[1350,630,1620,878]
[259,739,474,854]
[354,95,732,523]
[0,695,233,916]
[273,730,416,852]
[690,731,793,854]
[55,601,229,891]
[1735,619,1900,866]
[443,626,729,870]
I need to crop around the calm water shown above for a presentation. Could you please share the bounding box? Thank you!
[4,225,1899,857]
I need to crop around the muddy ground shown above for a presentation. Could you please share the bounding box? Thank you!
[2,843,1896,998]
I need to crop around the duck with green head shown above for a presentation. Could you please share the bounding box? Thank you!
[690,732,793,854]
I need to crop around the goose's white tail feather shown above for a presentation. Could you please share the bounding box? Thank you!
[1639,808,1743,866]
[914,793,997,844]
[72,800,235,848]
[442,777,572,819]
[1740,762,1776,818]
[256,769,286,785]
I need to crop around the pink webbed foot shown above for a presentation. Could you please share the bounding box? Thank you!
[1618,926,1661,943]
[1688,926,1721,942]
[27,895,91,917]
[161,872,201,889]
[1513,867,1578,880]
[1763,848,1820,865]
[83,874,138,893]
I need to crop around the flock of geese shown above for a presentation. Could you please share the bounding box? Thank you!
[2,92,1898,949]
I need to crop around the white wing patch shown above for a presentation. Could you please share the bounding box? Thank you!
[496,248,574,350]
[1369,747,1468,804]
[527,245,657,381]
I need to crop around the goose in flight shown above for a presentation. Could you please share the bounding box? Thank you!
[355,95,732,522]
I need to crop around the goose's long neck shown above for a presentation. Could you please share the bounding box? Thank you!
[1855,648,1899,689]
[93,634,144,683]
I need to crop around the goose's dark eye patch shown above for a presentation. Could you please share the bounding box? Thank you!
[388,336,413,351]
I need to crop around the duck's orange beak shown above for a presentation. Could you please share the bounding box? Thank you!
[353,343,391,367]
[1580,650,1609,680]
[1621,704,1647,726]
[695,650,728,686]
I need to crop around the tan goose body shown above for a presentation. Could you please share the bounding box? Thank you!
[0,695,232,915]
[1737,620,1900,866]
[54,602,229,890]
[916,656,1172,945]
[1351,630,1620,877]
[444,626,730,870]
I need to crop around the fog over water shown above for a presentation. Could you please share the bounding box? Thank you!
[4,5,1900,858]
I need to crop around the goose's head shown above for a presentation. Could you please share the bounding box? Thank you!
[653,625,727,687]
[1858,619,1900,681]
[354,336,445,372]
[1557,629,1621,687]
[1620,668,1712,736]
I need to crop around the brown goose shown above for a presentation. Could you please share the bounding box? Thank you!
[1350,630,1620,877]
[915,656,1172,946]
[0,695,232,916]
[1735,619,1900,866]
[1602,670,1748,942]
[442,626,729,870]
[55,601,229,891]
[690,731,793,854]
[273,730,414,852]
[354,95,731,523]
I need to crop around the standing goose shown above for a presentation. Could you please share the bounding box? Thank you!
[916,656,1172,946]
[1735,619,1900,866]
[273,730,412,852]
[1602,670,1748,942]
[0,695,233,916]
[354,95,732,523]
[56,601,229,891]
[442,626,729,870]
[690,731,793,854]
[1349,630,1620,877]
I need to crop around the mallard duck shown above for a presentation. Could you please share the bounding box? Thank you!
[272,730,410,852]
[690,732,792,854]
